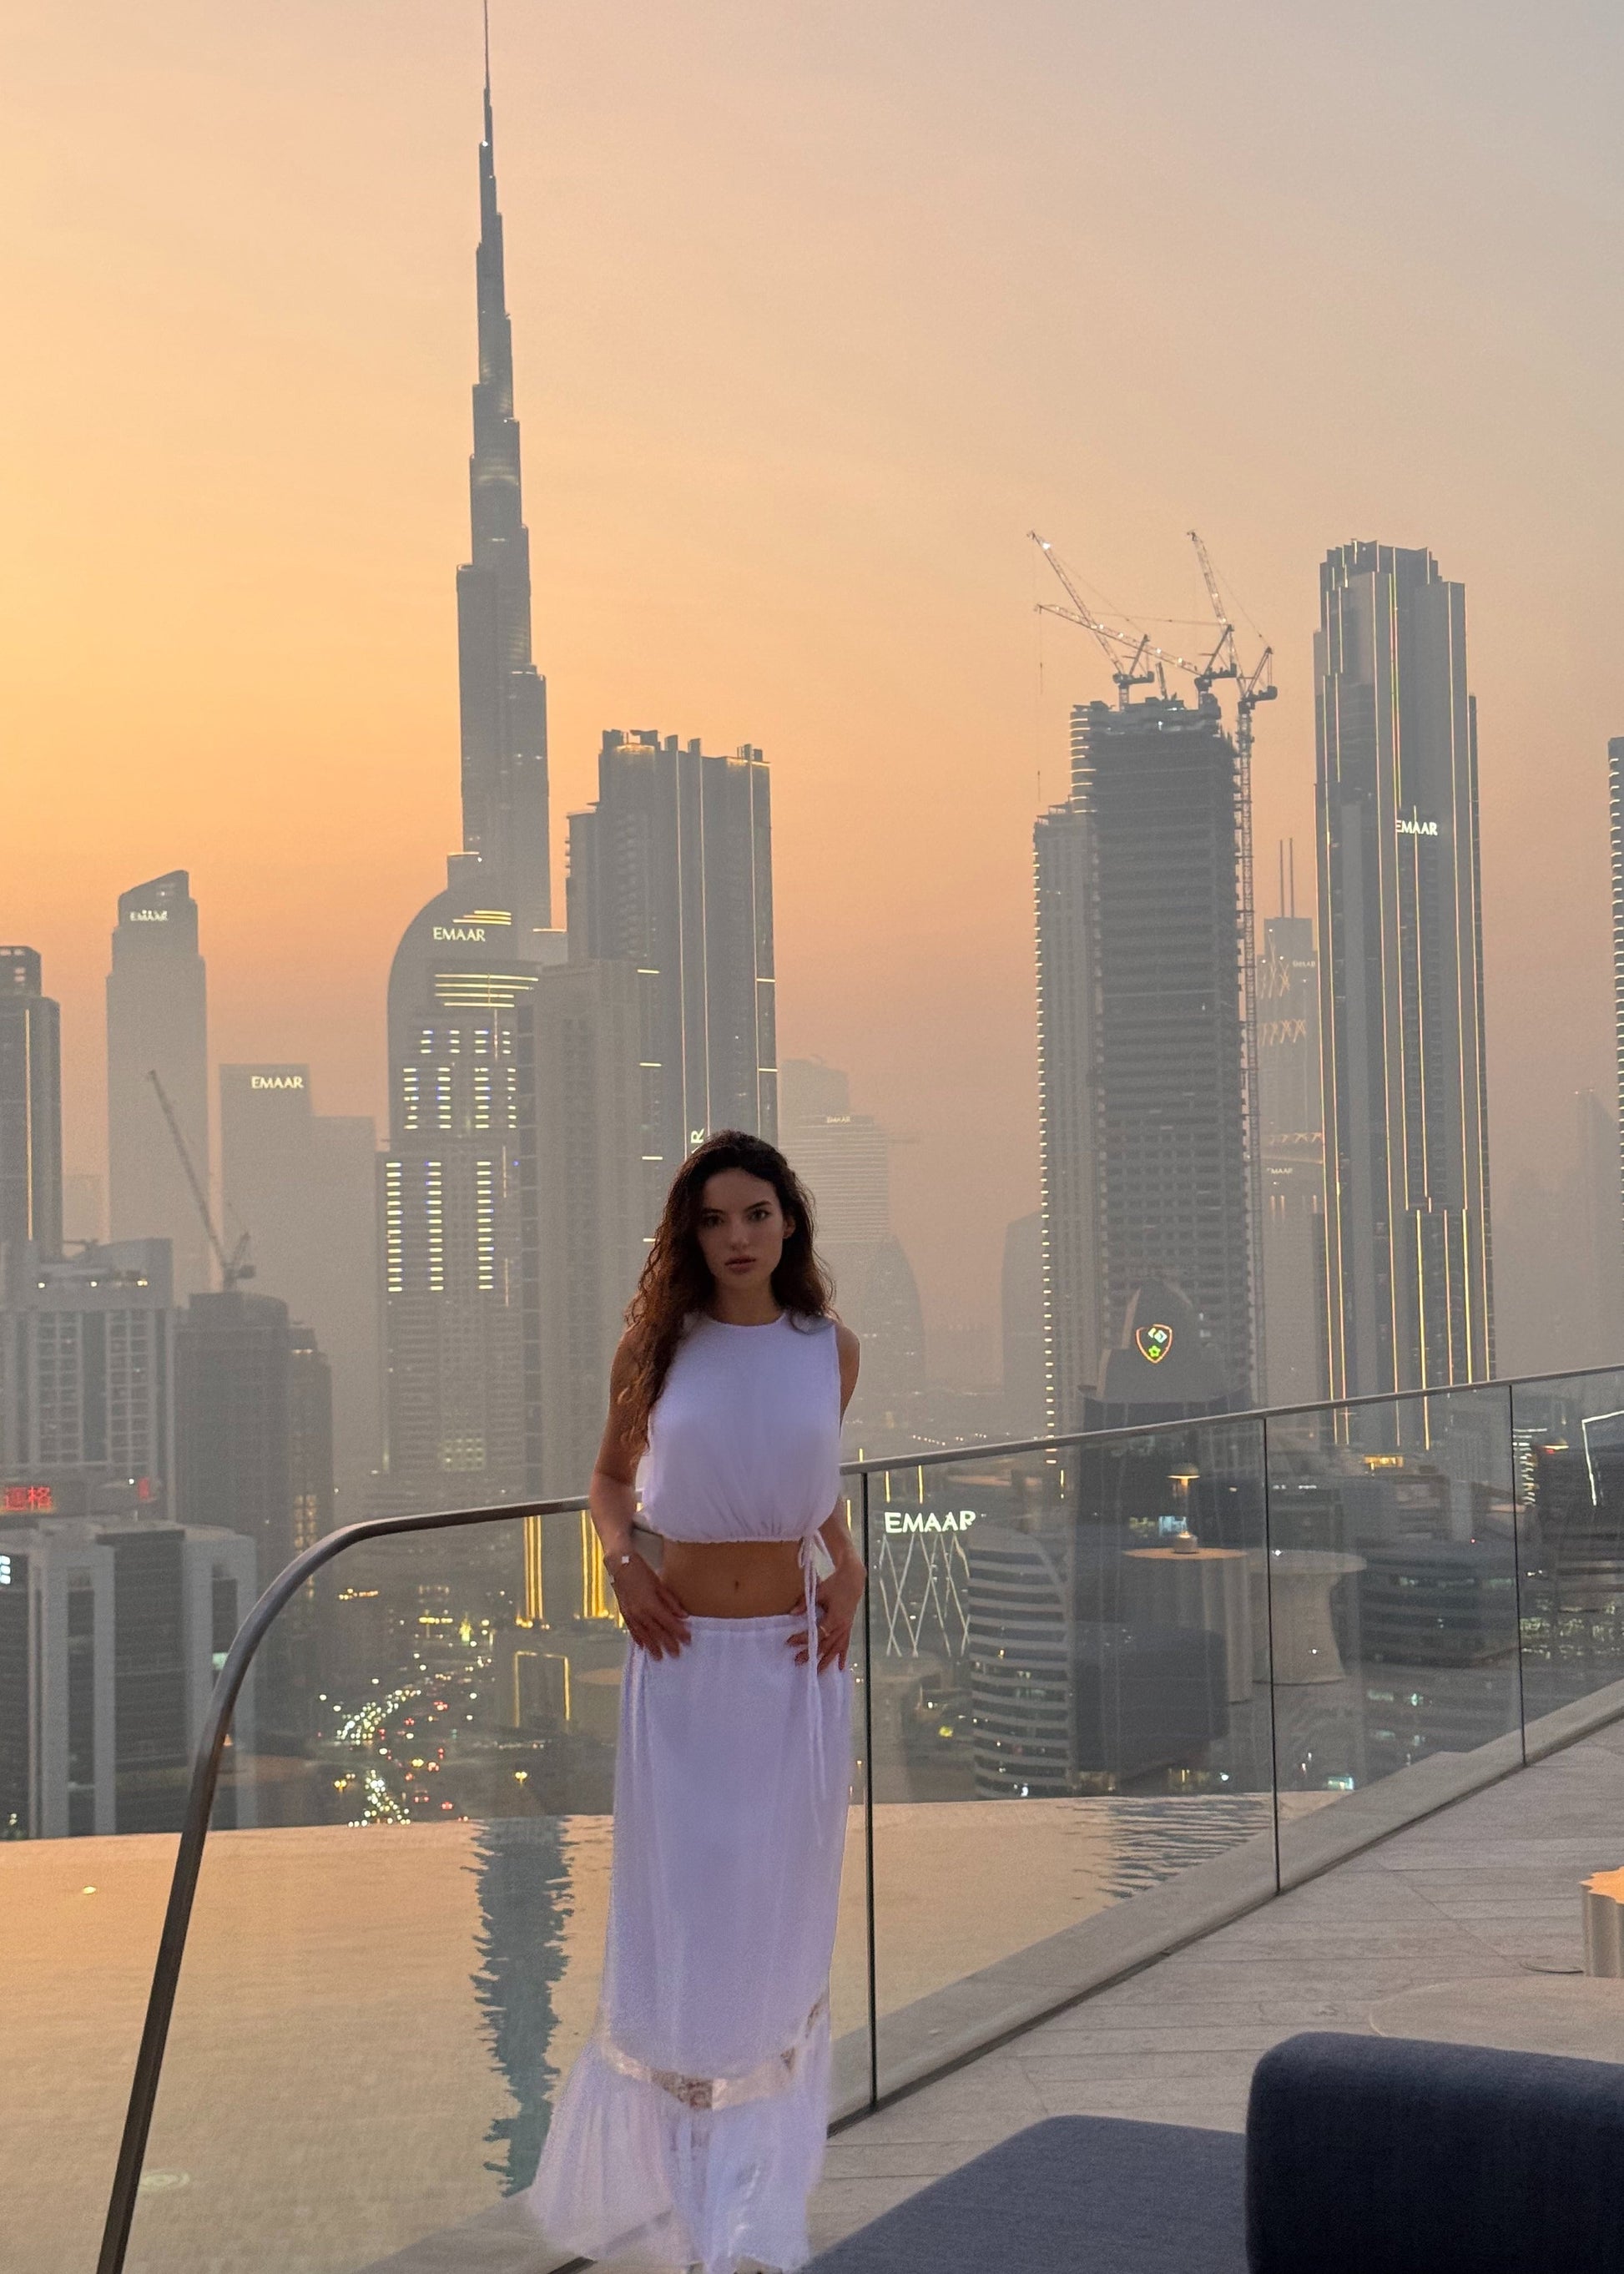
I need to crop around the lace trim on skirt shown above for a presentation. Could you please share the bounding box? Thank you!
[595,1990,830,2112]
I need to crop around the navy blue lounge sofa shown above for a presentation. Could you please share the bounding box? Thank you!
[806,2030,1624,2273]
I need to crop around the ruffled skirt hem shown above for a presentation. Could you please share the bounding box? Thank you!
[526,2017,832,2273]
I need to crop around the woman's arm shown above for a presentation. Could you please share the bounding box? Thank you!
[796,1321,865,1671]
[593,1334,692,1659]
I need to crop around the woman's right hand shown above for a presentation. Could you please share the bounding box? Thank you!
[609,1552,693,1659]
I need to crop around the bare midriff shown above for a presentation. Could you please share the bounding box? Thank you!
[658,1537,806,1618]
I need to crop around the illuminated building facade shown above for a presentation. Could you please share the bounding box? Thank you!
[219,1064,377,1521]
[0,1513,254,1838]
[1317,542,1495,1397]
[567,729,777,1228]
[1036,698,1254,1435]
[289,1326,335,1560]
[0,948,63,1278]
[1001,1211,1046,1440]
[378,866,552,1512]
[1257,905,1328,1405]
[106,871,210,1297]
[0,1240,174,1511]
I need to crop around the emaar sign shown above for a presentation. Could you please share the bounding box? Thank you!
[1397,815,1440,838]
[883,1508,980,1535]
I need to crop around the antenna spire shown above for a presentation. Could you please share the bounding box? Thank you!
[482,0,493,144]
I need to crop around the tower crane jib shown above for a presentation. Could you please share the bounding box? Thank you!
[146,1069,255,1293]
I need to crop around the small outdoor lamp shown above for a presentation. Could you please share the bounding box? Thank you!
[1168,1464,1201,1552]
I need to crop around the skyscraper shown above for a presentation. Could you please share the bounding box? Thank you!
[1036,697,1253,1435]
[0,1241,175,1513]
[779,1057,925,1440]
[0,948,63,1275]
[219,1064,378,1521]
[1317,542,1494,1398]
[1257,876,1328,1407]
[376,56,557,1515]
[175,1291,300,1582]
[0,1511,255,1838]
[567,729,777,1226]
[175,1288,334,1738]
[780,1058,890,1252]
[457,55,549,944]
[1001,1211,1045,1440]
[106,871,209,1296]
[378,868,551,1512]
[524,960,645,1505]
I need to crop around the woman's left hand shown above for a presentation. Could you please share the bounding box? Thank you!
[790,1551,866,1673]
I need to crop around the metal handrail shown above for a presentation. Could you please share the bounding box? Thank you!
[843,1359,1613,1478]
[95,1493,589,2274]
[94,1359,1621,2271]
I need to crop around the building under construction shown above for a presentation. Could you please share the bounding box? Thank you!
[1036,695,1255,1432]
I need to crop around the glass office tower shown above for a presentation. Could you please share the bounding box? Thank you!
[567,729,778,1233]
[0,948,63,1278]
[1316,542,1495,1398]
[1257,907,1328,1406]
[106,871,209,1298]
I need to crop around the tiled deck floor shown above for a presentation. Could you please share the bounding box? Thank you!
[809,1719,1624,2256]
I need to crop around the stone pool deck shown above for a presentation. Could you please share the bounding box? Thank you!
[809,1717,1624,2255]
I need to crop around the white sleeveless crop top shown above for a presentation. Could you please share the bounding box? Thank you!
[638,1311,843,1544]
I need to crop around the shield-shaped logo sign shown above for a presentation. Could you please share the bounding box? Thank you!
[1135,1323,1173,1364]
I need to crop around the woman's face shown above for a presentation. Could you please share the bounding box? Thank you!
[694,1168,793,1298]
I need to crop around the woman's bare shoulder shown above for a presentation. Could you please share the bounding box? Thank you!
[832,1318,860,1370]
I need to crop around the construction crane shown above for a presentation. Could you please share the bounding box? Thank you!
[1028,532,1214,708]
[146,1068,255,1291]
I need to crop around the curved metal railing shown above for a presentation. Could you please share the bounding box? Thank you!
[93,1493,590,2274]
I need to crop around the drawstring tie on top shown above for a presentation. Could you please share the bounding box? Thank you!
[799,1529,835,1788]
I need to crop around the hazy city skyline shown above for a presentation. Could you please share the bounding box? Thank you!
[7,1,1622,1345]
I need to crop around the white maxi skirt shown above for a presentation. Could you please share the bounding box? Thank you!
[527,1606,852,2273]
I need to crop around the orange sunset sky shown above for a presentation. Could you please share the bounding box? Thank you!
[4,0,1622,1340]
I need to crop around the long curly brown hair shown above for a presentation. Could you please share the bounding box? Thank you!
[618,1129,833,1447]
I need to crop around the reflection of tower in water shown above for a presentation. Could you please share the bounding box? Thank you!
[472,1817,571,2192]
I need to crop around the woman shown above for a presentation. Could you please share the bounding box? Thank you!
[528,1129,865,2274]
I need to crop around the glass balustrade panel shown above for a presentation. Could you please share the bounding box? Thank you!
[1265,1385,1521,1890]
[1509,1367,1624,1733]
[866,1422,1275,2097]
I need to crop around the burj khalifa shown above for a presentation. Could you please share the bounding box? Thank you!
[374,43,556,1513]
[456,51,550,936]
